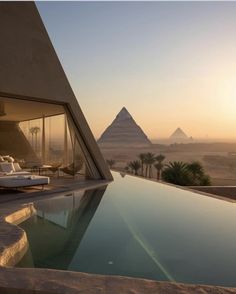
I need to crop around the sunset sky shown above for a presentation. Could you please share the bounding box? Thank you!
[37,2,236,140]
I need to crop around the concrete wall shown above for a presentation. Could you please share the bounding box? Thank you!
[0,121,39,166]
[0,2,112,181]
[190,186,236,201]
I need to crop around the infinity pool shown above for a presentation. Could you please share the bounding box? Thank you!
[18,172,236,286]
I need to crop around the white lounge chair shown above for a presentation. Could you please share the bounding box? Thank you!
[0,175,50,190]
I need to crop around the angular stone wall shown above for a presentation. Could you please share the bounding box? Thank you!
[0,121,40,166]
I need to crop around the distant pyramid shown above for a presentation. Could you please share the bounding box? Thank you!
[170,128,188,139]
[98,107,151,146]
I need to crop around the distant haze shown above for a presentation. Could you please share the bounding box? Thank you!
[37,2,236,140]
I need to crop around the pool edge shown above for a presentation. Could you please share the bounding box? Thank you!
[0,267,234,294]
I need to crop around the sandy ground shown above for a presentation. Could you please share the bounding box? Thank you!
[99,144,236,186]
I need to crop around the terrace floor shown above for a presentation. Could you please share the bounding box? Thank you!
[0,175,109,204]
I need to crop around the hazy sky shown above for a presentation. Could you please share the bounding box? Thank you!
[37,2,236,140]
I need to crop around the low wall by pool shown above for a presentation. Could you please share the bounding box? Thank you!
[0,204,35,267]
[0,267,235,294]
[190,186,236,201]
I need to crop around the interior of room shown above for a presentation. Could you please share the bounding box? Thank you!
[0,97,97,194]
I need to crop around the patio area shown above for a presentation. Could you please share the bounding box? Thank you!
[0,176,109,204]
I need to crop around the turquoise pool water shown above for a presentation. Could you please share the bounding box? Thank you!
[18,172,236,286]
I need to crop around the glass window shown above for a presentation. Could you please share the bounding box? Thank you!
[0,97,99,180]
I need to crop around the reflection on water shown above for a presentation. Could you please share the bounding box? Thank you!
[18,187,106,269]
[18,172,236,287]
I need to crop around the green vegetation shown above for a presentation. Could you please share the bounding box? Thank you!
[143,152,156,178]
[128,160,141,175]
[138,153,146,176]
[125,154,210,186]
[162,161,211,186]
[154,154,166,180]
[127,152,165,179]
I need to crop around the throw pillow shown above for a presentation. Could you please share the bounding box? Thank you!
[0,162,15,173]
[13,162,22,172]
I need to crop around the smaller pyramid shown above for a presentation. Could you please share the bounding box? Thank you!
[170,127,188,139]
[98,107,151,146]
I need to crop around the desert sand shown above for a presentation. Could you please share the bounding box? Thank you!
[99,142,236,186]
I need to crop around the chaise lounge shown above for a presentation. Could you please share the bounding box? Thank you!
[0,175,50,190]
[0,155,49,190]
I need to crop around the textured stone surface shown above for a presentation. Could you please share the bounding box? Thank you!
[0,2,112,181]
[98,107,151,146]
[0,121,39,165]
[0,204,35,266]
[0,268,235,294]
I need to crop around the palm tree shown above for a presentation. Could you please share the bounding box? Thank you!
[199,174,211,186]
[155,154,165,180]
[106,159,116,169]
[138,153,146,176]
[162,161,211,186]
[29,127,35,147]
[33,126,41,153]
[187,161,211,186]
[187,161,203,177]
[162,161,193,186]
[143,152,156,178]
[128,160,141,175]
[156,154,165,163]
[29,126,40,152]
[154,162,164,180]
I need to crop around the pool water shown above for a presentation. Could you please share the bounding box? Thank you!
[18,172,236,286]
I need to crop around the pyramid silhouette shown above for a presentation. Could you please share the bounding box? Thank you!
[170,128,188,139]
[98,107,151,146]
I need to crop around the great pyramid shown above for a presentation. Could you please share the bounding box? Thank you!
[170,127,188,139]
[98,107,151,146]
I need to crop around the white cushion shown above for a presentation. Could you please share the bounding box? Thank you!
[2,156,10,161]
[0,175,49,187]
[3,156,14,163]
[8,157,14,163]
[0,162,15,173]
[6,171,30,176]
[0,156,5,162]
[13,162,22,172]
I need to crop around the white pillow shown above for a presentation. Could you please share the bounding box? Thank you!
[8,156,15,163]
[3,156,14,163]
[2,155,9,160]
[13,162,22,172]
[0,156,4,162]
[0,162,15,173]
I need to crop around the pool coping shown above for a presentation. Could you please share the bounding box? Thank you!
[0,267,235,294]
[118,170,236,203]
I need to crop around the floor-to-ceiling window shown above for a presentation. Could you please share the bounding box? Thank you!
[0,97,98,179]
